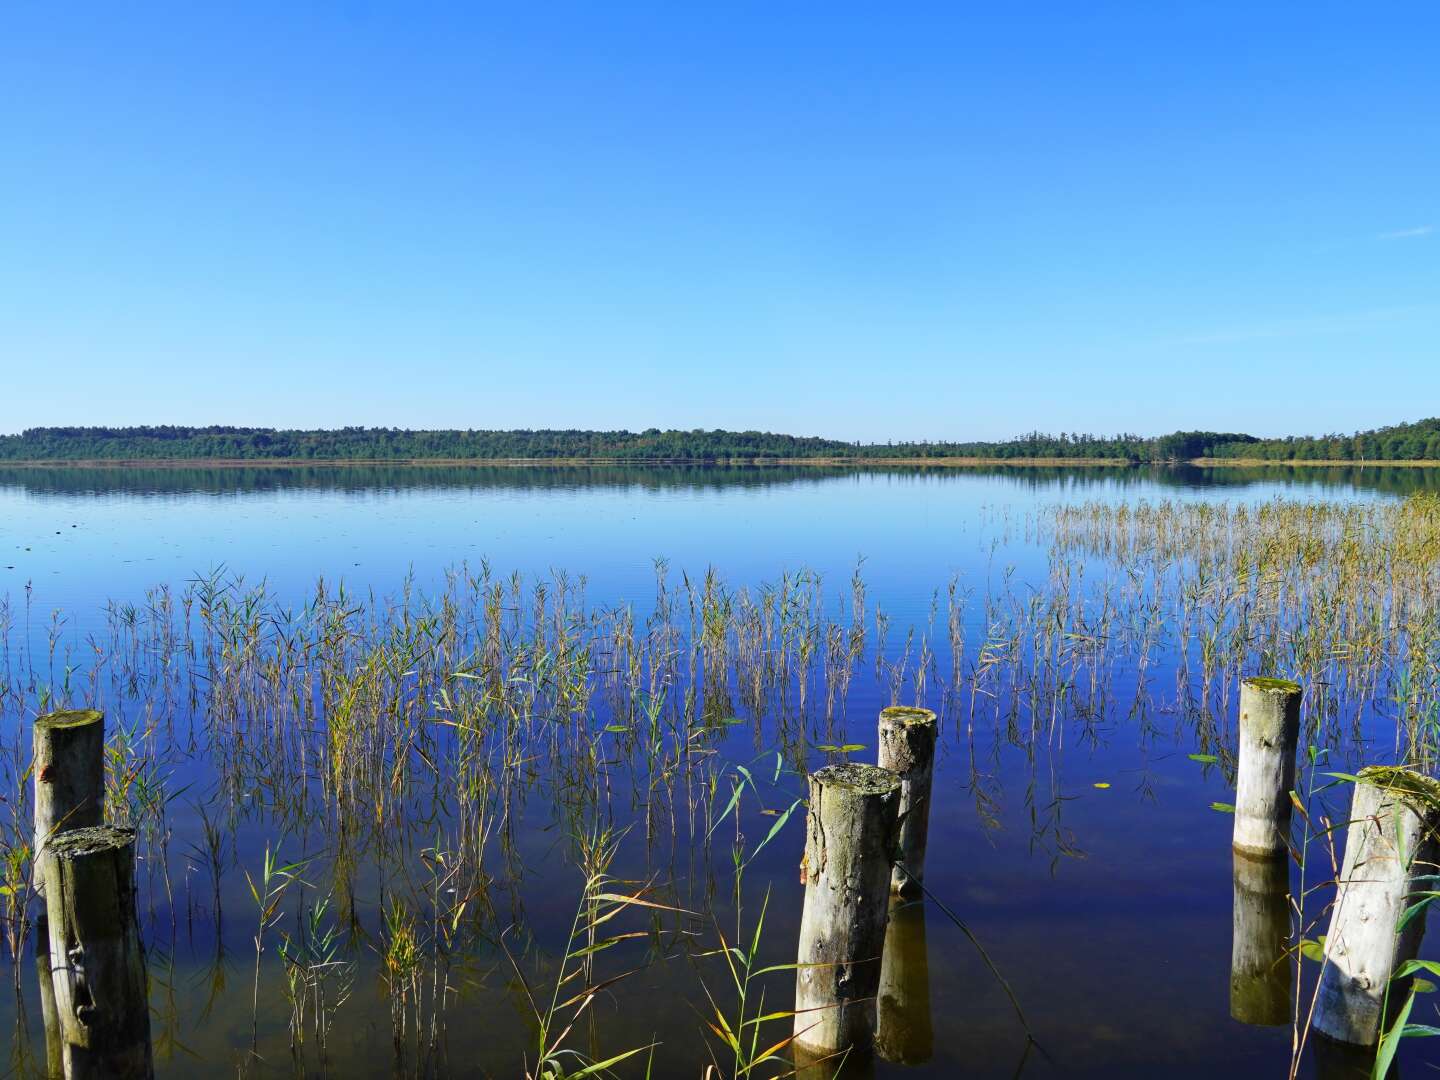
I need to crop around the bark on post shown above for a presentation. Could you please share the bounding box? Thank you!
[36,914,63,1078]
[875,895,933,1065]
[1230,852,1290,1026]
[33,710,105,869]
[1232,678,1301,857]
[793,763,902,1061]
[40,826,153,1080]
[876,706,937,895]
[1314,767,1440,1046]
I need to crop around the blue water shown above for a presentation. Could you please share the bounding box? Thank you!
[0,463,1431,1078]
[0,463,1405,635]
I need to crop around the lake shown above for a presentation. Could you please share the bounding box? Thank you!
[1,463,1437,1078]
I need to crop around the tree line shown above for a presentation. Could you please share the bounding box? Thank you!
[1,420,1437,462]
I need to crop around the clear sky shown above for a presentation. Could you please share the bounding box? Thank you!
[1,3,1435,442]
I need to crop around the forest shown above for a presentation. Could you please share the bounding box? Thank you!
[1,419,1437,462]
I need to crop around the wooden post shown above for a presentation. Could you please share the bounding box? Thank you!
[36,914,64,1078]
[33,709,104,1077]
[1232,678,1301,857]
[40,826,153,1080]
[1314,767,1440,1046]
[875,895,933,1065]
[876,707,937,895]
[794,763,901,1061]
[1230,852,1290,1026]
[33,710,105,868]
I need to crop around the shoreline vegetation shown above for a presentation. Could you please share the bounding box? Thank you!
[3,417,1440,464]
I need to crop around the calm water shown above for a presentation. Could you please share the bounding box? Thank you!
[1,463,1436,1078]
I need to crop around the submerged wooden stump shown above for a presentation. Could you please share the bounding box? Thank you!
[875,895,933,1064]
[1230,851,1290,1026]
[33,710,105,868]
[1314,767,1440,1046]
[40,826,153,1080]
[876,707,936,895]
[793,763,902,1061]
[1232,677,1301,857]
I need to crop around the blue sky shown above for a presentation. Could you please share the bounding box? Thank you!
[1,2,1435,441]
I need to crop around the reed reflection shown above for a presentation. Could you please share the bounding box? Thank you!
[1230,851,1290,1026]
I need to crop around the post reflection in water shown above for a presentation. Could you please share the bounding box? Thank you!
[876,896,933,1065]
[1312,1032,1398,1079]
[792,1043,877,1080]
[1230,851,1291,1027]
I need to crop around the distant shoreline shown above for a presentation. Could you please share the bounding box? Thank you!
[1189,458,1440,468]
[3,456,1440,469]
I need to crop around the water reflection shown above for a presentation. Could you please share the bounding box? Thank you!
[1230,852,1290,1027]
[876,896,933,1065]
[793,1043,877,1080]
[0,463,855,497]
[1312,1032,1398,1079]
[2,461,1437,499]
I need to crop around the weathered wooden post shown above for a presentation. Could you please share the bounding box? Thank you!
[33,709,105,1078]
[876,706,936,895]
[875,895,933,1064]
[1232,677,1301,856]
[1314,767,1440,1046]
[33,710,105,865]
[41,826,153,1079]
[1230,852,1290,1026]
[36,916,64,1078]
[793,764,901,1062]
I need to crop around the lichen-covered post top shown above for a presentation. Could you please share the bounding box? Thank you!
[878,706,937,727]
[35,709,105,732]
[1241,676,1302,694]
[1354,764,1440,811]
[45,824,139,862]
[878,708,936,766]
[1239,677,1301,731]
[812,761,903,796]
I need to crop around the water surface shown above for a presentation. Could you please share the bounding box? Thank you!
[0,463,1434,1078]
